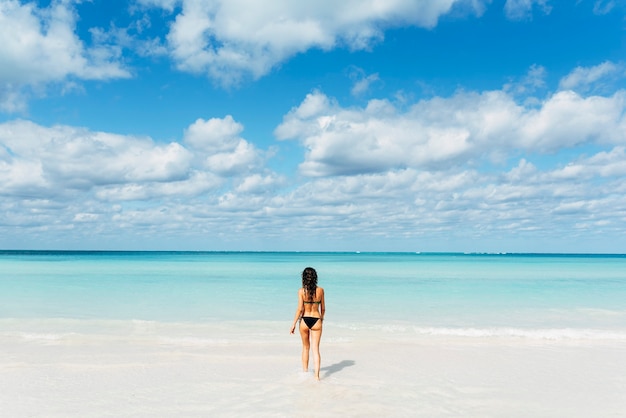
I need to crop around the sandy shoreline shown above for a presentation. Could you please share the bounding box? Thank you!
[1,320,625,417]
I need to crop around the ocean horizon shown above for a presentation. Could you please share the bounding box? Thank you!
[3,249,626,254]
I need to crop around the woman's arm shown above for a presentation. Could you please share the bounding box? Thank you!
[319,288,325,322]
[290,289,304,334]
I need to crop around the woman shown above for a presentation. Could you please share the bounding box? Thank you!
[290,267,325,380]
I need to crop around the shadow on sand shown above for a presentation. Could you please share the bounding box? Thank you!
[322,360,355,378]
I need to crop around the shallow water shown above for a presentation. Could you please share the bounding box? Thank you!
[2,251,626,329]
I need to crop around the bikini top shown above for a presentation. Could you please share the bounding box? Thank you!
[303,288,320,304]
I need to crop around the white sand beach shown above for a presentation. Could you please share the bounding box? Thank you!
[1,319,625,417]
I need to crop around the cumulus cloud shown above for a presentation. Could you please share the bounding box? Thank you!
[275,88,626,176]
[251,143,626,245]
[184,115,265,175]
[235,173,286,194]
[3,47,626,250]
[184,115,244,153]
[138,0,485,86]
[0,120,191,196]
[265,75,626,248]
[551,146,626,180]
[0,116,268,202]
[95,171,222,201]
[0,0,130,111]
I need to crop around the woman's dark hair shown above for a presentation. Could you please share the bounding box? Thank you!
[302,267,318,301]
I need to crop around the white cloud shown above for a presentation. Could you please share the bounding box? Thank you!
[203,140,262,175]
[235,173,286,194]
[141,0,485,86]
[95,171,222,201]
[135,0,180,12]
[251,146,626,245]
[0,0,130,111]
[0,83,27,113]
[558,61,624,92]
[519,90,626,149]
[593,0,616,15]
[504,0,551,20]
[183,115,265,175]
[504,64,547,96]
[350,68,380,96]
[275,88,626,176]
[4,54,626,250]
[0,120,192,190]
[0,116,268,201]
[73,212,99,222]
[184,115,244,153]
[550,146,626,179]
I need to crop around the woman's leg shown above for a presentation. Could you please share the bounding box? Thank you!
[299,323,310,372]
[310,328,322,380]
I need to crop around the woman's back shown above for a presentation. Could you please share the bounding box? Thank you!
[301,287,324,316]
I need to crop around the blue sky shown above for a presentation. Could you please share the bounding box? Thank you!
[1,0,626,252]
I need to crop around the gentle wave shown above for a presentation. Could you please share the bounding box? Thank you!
[335,322,626,340]
[5,320,626,345]
[9,332,77,344]
[412,327,626,340]
[157,337,231,346]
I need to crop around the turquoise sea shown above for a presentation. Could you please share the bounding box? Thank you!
[2,251,626,336]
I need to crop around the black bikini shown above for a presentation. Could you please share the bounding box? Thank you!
[302,299,321,329]
[302,316,320,329]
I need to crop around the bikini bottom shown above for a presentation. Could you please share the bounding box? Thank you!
[302,316,320,329]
